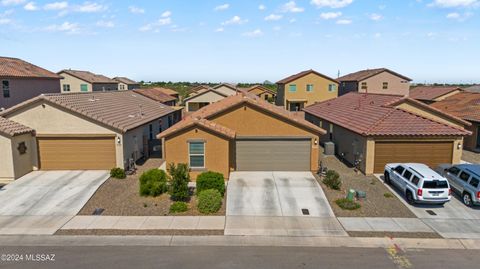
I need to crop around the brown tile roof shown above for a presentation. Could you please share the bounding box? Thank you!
[303,92,470,137]
[159,92,325,139]
[0,57,61,79]
[183,88,228,102]
[154,87,178,97]
[0,117,34,137]
[113,77,138,85]
[133,88,177,104]
[277,69,338,84]
[431,92,480,123]
[338,68,412,82]
[409,86,462,101]
[213,83,238,91]
[248,85,276,95]
[59,69,117,84]
[1,91,175,133]
[464,85,480,93]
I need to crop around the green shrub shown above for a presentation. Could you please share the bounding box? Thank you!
[384,192,394,198]
[139,169,168,197]
[170,201,188,213]
[196,171,225,196]
[197,189,222,214]
[323,170,342,190]
[110,167,126,179]
[168,163,190,201]
[335,198,361,210]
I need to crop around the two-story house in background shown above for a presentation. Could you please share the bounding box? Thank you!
[337,68,412,97]
[0,57,61,110]
[58,69,119,93]
[113,77,140,91]
[276,69,339,111]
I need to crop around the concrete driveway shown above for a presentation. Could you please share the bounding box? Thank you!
[0,170,109,234]
[225,172,346,236]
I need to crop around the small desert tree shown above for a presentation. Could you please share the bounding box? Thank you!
[168,163,190,201]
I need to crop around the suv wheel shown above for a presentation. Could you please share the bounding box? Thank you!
[463,193,473,207]
[384,172,391,185]
[406,191,415,205]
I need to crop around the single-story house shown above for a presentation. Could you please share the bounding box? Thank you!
[0,117,36,181]
[183,88,228,112]
[212,83,239,96]
[133,88,178,106]
[245,85,276,102]
[113,77,140,91]
[187,85,210,97]
[409,86,463,104]
[0,91,181,176]
[431,92,480,152]
[159,93,325,180]
[156,87,179,100]
[304,92,471,174]
[338,68,411,97]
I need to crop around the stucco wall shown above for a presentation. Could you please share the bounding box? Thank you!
[0,78,60,109]
[358,72,410,96]
[59,72,92,93]
[11,133,35,179]
[463,122,479,151]
[0,135,14,180]
[185,91,225,112]
[214,86,237,96]
[395,102,464,128]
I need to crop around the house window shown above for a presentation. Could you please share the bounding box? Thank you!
[361,82,367,90]
[289,84,297,92]
[120,84,125,90]
[329,123,333,133]
[2,80,10,98]
[319,120,323,128]
[383,82,388,89]
[62,84,70,92]
[149,124,153,140]
[328,84,337,92]
[80,84,88,92]
[189,141,205,168]
[264,95,268,100]
[306,84,314,92]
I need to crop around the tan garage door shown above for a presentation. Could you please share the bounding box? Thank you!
[236,138,311,171]
[374,141,453,173]
[37,137,116,170]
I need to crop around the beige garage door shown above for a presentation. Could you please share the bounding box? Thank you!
[236,138,311,171]
[374,141,453,173]
[37,137,116,170]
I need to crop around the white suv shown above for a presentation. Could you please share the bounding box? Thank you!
[384,163,451,205]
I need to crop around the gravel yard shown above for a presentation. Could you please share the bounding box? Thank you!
[462,150,480,164]
[78,159,226,216]
[317,156,416,218]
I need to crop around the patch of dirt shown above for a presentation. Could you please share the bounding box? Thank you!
[347,231,441,238]
[462,150,480,164]
[317,156,416,218]
[78,158,226,216]
[55,229,223,236]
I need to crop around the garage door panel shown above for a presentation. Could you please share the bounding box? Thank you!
[38,137,116,170]
[236,139,310,171]
[374,141,453,173]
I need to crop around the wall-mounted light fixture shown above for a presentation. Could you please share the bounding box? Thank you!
[314,138,318,145]
[117,137,121,145]
[457,143,462,150]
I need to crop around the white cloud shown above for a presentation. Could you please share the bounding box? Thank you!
[76,2,106,13]
[129,6,144,14]
[161,11,171,18]
[214,3,229,11]
[0,18,12,24]
[447,12,461,18]
[157,17,171,26]
[139,16,172,32]
[23,1,37,10]
[45,21,79,34]
[369,13,383,21]
[215,27,224,32]
[311,0,353,8]
[264,14,283,21]
[243,29,263,37]
[1,0,25,6]
[336,19,352,24]
[320,12,342,19]
[96,20,114,28]
[44,1,68,10]
[258,4,266,10]
[289,18,296,23]
[446,11,473,20]
[374,32,382,38]
[222,15,248,25]
[281,1,304,13]
[429,0,479,8]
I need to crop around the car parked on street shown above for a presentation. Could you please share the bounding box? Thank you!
[384,163,451,205]
[441,164,480,207]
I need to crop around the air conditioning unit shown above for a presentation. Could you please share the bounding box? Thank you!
[324,142,335,156]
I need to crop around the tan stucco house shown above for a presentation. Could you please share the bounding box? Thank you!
[183,88,228,112]
[113,77,140,91]
[0,91,181,176]
[0,117,36,181]
[159,93,325,180]
[304,92,470,174]
[0,57,61,110]
[338,68,412,97]
[245,85,276,102]
[276,69,339,111]
[133,88,178,106]
[409,86,462,104]
[58,69,119,93]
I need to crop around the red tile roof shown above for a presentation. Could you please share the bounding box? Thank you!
[133,88,177,104]
[0,57,61,79]
[303,92,470,137]
[276,69,338,84]
[113,77,138,85]
[248,85,276,95]
[0,117,34,137]
[338,68,412,82]
[409,86,462,101]
[431,92,480,123]
[159,92,325,139]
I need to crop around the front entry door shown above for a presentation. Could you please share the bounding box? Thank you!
[289,102,303,112]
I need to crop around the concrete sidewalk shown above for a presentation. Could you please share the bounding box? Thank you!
[61,216,225,230]
[338,217,434,233]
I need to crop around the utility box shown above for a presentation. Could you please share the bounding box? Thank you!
[324,142,335,156]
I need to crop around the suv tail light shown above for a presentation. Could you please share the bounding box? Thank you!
[477,191,480,200]
[417,189,423,197]
[449,189,452,196]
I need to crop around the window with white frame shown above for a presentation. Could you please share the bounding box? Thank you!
[189,141,205,168]
[62,84,70,92]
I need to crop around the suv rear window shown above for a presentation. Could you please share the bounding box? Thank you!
[412,176,420,186]
[423,180,449,189]
[469,177,479,188]
[459,172,471,182]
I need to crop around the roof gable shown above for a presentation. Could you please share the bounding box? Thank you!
[409,86,462,101]
[113,77,138,85]
[431,92,480,123]
[133,88,176,103]
[277,69,338,84]
[183,88,227,102]
[248,85,276,95]
[338,68,412,82]
[59,70,117,84]
[0,57,61,79]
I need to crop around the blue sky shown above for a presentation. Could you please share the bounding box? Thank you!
[0,0,479,83]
